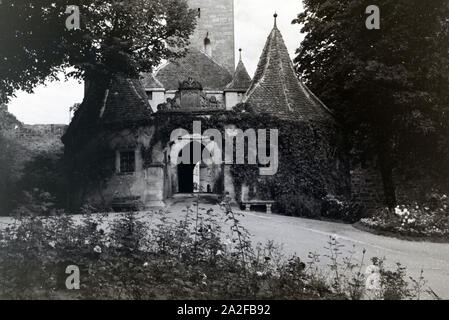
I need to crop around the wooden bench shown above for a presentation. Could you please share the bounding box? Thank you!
[111,196,143,212]
[242,200,275,214]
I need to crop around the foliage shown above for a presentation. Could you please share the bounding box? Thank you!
[0,139,66,216]
[0,198,436,300]
[293,0,449,207]
[152,110,350,218]
[66,109,349,218]
[0,133,16,214]
[321,194,366,223]
[276,193,321,219]
[0,0,197,102]
[15,152,66,209]
[360,191,449,239]
[12,188,59,217]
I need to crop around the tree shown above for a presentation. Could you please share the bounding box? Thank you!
[0,0,197,102]
[293,0,449,208]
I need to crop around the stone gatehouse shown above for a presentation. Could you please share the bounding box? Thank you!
[62,0,348,211]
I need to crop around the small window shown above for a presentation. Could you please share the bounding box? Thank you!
[204,34,212,57]
[120,151,135,173]
[146,91,153,101]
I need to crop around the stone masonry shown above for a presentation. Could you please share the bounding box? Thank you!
[187,0,235,73]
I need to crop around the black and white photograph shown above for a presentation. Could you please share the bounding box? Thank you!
[0,0,449,307]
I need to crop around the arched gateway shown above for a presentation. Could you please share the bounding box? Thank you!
[171,139,223,195]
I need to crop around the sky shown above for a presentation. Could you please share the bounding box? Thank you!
[8,0,305,125]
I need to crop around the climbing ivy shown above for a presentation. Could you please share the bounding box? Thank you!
[65,105,350,217]
[150,106,350,217]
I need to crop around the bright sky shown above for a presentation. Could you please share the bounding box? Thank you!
[8,0,305,125]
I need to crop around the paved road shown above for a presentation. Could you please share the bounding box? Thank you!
[165,196,449,299]
[1,195,448,299]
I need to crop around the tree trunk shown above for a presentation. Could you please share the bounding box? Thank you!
[378,144,397,209]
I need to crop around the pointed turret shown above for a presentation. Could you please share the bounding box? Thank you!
[224,49,252,109]
[225,49,252,92]
[244,14,334,121]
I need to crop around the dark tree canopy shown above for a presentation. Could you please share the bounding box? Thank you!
[0,0,197,102]
[294,0,449,207]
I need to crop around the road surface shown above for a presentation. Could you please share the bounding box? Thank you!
[1,195,448,299]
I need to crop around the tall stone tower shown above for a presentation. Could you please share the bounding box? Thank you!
[187,0,235,73]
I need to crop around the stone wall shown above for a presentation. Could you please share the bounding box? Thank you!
[0,110,68,215]
[187,0,235,73]
[350,161,443,211]
[350,163,385,211]
[0,110,66,177]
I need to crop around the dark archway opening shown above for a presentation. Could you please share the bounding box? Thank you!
[178,164,196,193]
[177,141,205,193]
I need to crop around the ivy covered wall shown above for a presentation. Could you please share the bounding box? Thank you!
[63,106,350,217]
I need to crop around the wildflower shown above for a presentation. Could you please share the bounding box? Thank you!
[395,207,404,216]
[48,241,56,248]
[143,262,149,267]
[216,250,223,256]
[256,271,264,277]
[365,265,380,275]
[93,245,102,253]
[366,272,381,291]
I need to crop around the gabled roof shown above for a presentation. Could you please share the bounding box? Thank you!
[148,48,233,91]
[63,76,152,140]
[244,17,334,122]
[225,54,252,92]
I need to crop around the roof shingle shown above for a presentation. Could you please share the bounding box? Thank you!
[149,49,233,91]
[225,57,252,92]
[64,76,152,139]
[244,23,334,122]
[141,73,164,90]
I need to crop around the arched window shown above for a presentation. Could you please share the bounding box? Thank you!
[204,33,212,57]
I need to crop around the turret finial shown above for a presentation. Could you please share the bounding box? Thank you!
[239,48,242,61]
[274,12,278,27]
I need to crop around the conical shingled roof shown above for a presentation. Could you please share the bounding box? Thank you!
[225,55,252,92]
[64,76,152,140]
[244,19,334,122]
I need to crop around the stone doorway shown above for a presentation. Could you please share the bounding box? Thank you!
[171,138,223,195]
[177,163,196,193]
[176,141,205,194]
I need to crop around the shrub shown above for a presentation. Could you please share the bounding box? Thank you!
[321,195,366,223]
[12,188,59,217]
[360,191,449,238]
[0,198,437,300]
[276,193,321,219]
